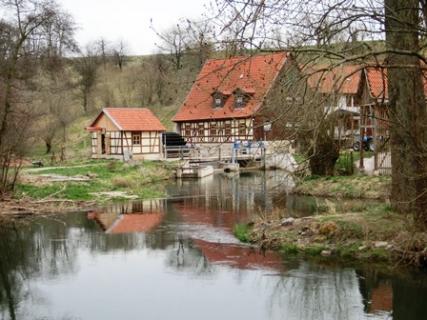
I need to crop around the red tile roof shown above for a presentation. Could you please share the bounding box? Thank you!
[88,212,164,234]
[90,107,166,131]
[306,64,362,95]
[365,67,388,99]
[365,66,427,100]
[107,213,164,234]
[173,52,289,122]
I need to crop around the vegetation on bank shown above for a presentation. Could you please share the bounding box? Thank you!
[294,174,391,199]
[15,160,176,202]
[236,203,427,268]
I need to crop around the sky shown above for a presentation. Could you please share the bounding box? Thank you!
[58,0,212,55]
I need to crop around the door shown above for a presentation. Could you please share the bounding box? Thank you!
[101,134,106,154]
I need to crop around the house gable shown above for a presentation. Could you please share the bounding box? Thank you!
[172,52,289,122]
[91,112,121,131]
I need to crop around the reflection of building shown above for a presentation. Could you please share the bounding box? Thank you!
[193,239,283,271]
[88,200,166,234]
[369,282,393,314]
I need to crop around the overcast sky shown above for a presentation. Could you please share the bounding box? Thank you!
[58,0,212,55]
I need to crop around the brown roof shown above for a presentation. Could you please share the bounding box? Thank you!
[89,107,166,131]
[173,52,289,122]
[306,64,362,95]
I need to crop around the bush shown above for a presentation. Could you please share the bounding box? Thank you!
[335,152,354,176]
[233,224,251,242]
[112,176,134,188]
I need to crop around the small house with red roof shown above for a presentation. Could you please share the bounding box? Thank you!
[172,52,296,144]
[87,107,166,160]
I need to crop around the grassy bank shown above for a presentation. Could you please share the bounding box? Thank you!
[294,175,391,199]
[16,160,176,202]
[236,203,427,268]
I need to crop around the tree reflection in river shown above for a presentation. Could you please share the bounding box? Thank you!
[1,173,427,319]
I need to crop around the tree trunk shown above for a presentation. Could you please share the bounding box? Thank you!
[385,0,427,226]
[45,140,52,154]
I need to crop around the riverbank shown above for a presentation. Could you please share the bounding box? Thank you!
[293,174,391,199]
[0,160,177,218]
[235,202,427,268]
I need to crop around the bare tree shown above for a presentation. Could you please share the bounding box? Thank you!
[74,44,100,113]
[0,0,75,193]
[112,40,128,71]
[212,0,427,226]
[184,19,215,67]
[152,23,188,70]
[96,37,110,69]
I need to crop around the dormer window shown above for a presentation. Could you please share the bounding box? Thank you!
[234,88,250,108]
[236,95,244,106]
[212,91,226,108]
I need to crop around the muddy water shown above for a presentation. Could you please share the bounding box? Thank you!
[0,172,426,320]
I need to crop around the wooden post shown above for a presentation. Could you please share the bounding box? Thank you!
[359,106,365,169]
[373,105,378,170]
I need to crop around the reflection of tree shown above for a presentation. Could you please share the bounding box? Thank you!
[0,224,25,320]
[0,215,84,319]
[164,238,215,276]
[267,262,384,320]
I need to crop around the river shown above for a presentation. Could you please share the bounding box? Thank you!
[0,172,426,320]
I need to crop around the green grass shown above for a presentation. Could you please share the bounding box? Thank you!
[233,223,251,243]
[280,243,299,255]
[295,174,391,199]
[16,160,175,201]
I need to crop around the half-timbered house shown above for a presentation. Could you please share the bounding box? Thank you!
[87,108,166,160]
[305,64,363,145]
[172,52,294,144]
[358,66,427,173]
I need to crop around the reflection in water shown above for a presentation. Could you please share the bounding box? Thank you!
[0,173,426,320]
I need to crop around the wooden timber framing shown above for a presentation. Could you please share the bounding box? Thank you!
[90,130,162,158]
[87,108,166,160]
[178,118,254,143]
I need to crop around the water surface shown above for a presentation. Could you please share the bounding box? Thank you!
[0,172,426,320]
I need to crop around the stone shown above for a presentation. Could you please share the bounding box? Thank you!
[358,245,367,251]
[374,241,388,248]
[321,250,332,257]
[281,217,295,226]
[319,221,338,236]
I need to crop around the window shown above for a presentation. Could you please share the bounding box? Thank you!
[235,95,245,108]
[238,122,246,136]
[210,123,217,136]
[198,123,205,136]
[225,122,232,136]
[132,132,141,146]
[212,92,225,108]
[184,123,191,137]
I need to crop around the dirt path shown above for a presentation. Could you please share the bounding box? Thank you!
[24,163,96,173]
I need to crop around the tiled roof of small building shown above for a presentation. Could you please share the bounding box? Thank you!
[172,52,289,122]
[365,67,388,99]
[107,214,164,234]
[90,107,166,131]
[365,66,427,100]
[306,64,363,95]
